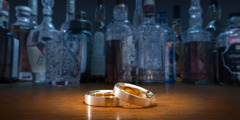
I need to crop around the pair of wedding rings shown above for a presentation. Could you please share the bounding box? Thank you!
[84,83,155,107]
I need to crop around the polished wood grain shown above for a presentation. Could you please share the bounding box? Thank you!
[0,83,240,120]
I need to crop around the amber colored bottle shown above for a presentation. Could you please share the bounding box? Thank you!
[10,6,33,81]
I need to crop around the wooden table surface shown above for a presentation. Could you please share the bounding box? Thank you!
[0,82,240,120]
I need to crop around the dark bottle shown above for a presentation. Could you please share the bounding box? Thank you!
[0,10,16,83]
[172,5,183,83]
[182,0,212,84]
[217,13,240,85]
[205,0,225,83]
[105,0,135,83]
[91,0,106,82]
[75,11,92,83]
[11,6,33,81]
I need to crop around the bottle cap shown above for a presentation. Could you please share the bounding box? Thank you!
[173,5,181,19]
[70,11,92,31]
[15,6,32,16]
[143,0,155,15]
[0,10,8,17]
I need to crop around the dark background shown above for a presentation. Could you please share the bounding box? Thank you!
[7,0,240,31]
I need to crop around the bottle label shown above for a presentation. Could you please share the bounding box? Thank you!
[28,46,46,73]
[91,32,105,76]
[19,72,33,80]
[68,0,75,14]
[12,38,19,78]
[222,43,240,74]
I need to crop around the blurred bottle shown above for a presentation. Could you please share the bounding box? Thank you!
[205,0,225,83]
[27,0,61,84]
[136,0,164,83]
[91,0,106,82]
[158,11,176,83]
[105,0,135,83]
[74,11,92,83]
[11,6,33,81]
[182,0,212,84]
[0,0,9,27]
[60,0,75,33]
[28,0,38,27]
[0,10,16,83]
[217,12,240,85]
[172,5,183,83]
[133,0,143,26]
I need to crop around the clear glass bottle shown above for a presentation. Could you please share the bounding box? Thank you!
[0,0,9,27]
[205,0,225,83]
[217,13,240,85]
[91,0,106,82]
[73,11,92,83]
[172,5,183,82]
[0,10,16,83]
[158,11,176,83]
[105,0,135,83]
[27,0,61,84]
[133,0,143,26]
[136,0,163,83]
[11,6,33,81]
[182,0,212,84]
[28,0,38,27]
[60,0,75,33]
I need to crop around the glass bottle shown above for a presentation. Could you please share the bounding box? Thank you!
[11,6,33,81]
[217,12,240,85]
[0,0,9,11]
[136,0,163,83]
[91,0,106,82]
[105,0,135,83]
[205,0,225,83]
[0,10,16,83]
[172,5,183,82]
[182,0,212,84]
[60,0,75,33]
[0,0,9,27]
[27,0,61,84]
[133,0,143,26]
[73,11,92,83]
[63,14,91,85]
[28,0,38,27]
[158,11,176,83]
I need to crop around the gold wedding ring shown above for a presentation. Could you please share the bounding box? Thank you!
[113,83,155,107]
[85,90,119,107]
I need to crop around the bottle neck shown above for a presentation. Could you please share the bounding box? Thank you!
[95,5,105,23]
[113,5,128,22]
[66,0,75,22]
[189,0,203,29]
[40,15,54,29]
[135,0,142,10]
[143,14,155,24]
[208,5,221,21]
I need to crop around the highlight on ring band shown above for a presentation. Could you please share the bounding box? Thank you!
[85,90,120,107]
